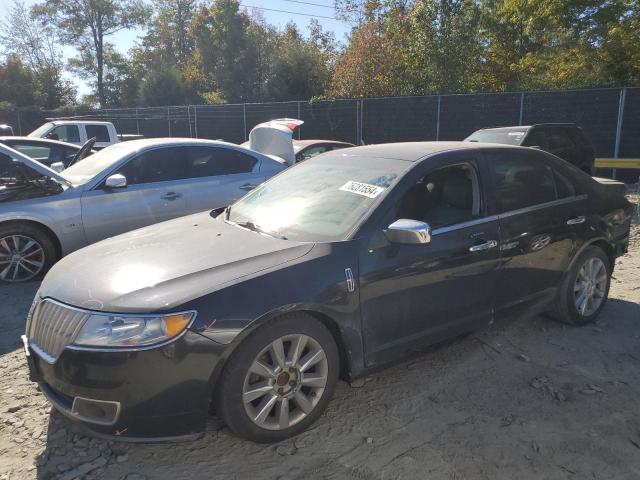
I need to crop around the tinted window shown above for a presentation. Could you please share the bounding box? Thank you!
[0,153,22,182]
[524,130,549,149]
[298,145,329,162]
[50,125,80,143]
[396,164,480,228]
[118,147,187,185]
[491,153,556,213]
[552,168,576,198]
[547,129,573,149]
[187,147,256,177]
[86,125,110,142]
[7,143,52,164]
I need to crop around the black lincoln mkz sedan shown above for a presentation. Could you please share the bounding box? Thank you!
[23,142,632,443]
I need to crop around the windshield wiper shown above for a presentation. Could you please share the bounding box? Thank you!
[235,220,288,240]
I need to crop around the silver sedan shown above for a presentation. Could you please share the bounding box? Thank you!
[0,138,285,282]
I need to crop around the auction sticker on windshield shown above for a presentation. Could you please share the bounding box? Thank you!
[340,181,385,198]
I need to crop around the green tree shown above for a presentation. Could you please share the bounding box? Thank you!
[0,56,38,106]
[139,68,195,106]
[33,0,150,108]
[404,0,483,94]
[0,1,75,108]
[265,24,330,101]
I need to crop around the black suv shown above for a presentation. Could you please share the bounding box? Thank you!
[465,123,595,174]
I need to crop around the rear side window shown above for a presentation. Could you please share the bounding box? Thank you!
[187,147,257,178]
[490,152,557,213]
[524,130,549,149]
[552,169,576,198]
[118,147,187,185]
[547,129,573,149]
[86,125,110,143]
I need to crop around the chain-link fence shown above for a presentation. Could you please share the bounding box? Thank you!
[1,87,638,159]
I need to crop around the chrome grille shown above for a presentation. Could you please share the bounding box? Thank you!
[28,299,90,363]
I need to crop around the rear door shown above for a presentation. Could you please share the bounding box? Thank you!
[85,124,112,149]
[80,146,188,243]
[183,146,264,213]
[486,148,586,319]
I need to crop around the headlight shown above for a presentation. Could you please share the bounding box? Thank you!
[73,311,196,348]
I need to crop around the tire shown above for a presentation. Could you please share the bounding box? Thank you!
[548,245,611,326]
[0,223,57,283]
[216,313,339,443]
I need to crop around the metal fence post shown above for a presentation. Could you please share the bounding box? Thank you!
[16,109,21,135]
[436,95,441,141]
[243,103,247,141]
[167,106,172,137]
[613,87,627,180]
[519,92,525,125]
[135,108,140,134]
[194,106,198,138]
[297,101,301,139]
[187,105,192,138]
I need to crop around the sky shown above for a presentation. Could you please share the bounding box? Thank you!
[0,0,351,97]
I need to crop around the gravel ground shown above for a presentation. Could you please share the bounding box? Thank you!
[0,196,639,480]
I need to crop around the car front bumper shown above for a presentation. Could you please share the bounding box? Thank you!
[23,331,226,442]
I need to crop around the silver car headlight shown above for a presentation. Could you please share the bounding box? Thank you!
[73,311,196,348]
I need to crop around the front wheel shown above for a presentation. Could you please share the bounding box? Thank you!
[0,224,56,283]
[550,246,611,325]
[216,313,339,442]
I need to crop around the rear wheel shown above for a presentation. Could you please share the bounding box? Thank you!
[216,313,339,442]
[549,246,611,325]
[0,223,57,283]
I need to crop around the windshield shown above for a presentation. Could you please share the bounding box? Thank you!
[227,155,407,242]
[61,143,135,184]
[29,122,55,138]
[465,129,527,145]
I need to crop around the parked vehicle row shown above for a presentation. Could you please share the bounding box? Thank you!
[20,139,631,443]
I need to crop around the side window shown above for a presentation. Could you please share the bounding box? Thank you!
[491,153,556,213]
[524,130,549,149]
[50,125,80,143]
[552,168,576,199]
[85,125,110,143]
[117,147,187,185]
[395,163,480,229]
[547,129,573,149]
[0,153,22,182]
[187,147,257,178]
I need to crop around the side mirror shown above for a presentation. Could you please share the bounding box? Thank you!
[50,162,65,173]
[105,174,127,189]
[384,219,432,245]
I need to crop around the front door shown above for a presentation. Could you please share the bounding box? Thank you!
[358,156,500,367]
[81,146,189,244]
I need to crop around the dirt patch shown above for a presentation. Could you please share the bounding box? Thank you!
[1,207,639,480]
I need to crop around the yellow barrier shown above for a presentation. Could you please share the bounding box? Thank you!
[595,158,640,169]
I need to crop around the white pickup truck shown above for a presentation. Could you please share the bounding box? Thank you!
[28,121,142,149]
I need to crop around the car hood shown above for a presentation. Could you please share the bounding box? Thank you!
[39,211,314,312]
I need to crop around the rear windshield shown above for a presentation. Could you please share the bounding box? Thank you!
[465,130,527,146]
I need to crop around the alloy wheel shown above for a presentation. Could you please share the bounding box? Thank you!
[0,235,46,282]
[573,257,607,317]
[242,334,329,431]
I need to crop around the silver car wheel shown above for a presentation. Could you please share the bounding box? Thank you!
[242,334,329,431]
[0,234,46,282]
[573,257,607,317]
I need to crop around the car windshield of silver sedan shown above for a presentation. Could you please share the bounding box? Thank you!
[61,143,139,184]
[227,157,404,242]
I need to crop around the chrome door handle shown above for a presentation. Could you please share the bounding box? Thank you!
[240,183,258,191]
[567,216,586,225]
[469,240,498,252]
[161,192,182,200]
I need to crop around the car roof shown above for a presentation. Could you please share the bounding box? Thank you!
[0,136,80,149]
[48,120,113,125]
[336,141,522,162]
